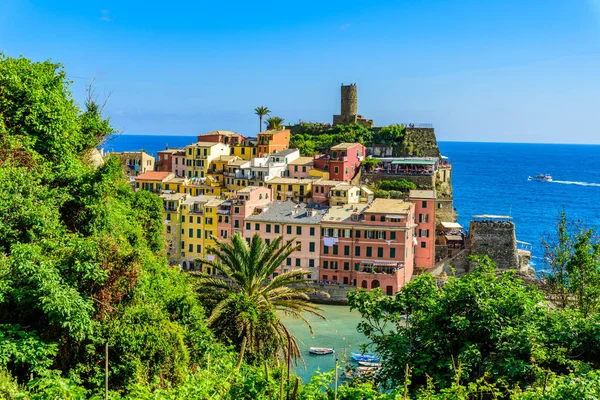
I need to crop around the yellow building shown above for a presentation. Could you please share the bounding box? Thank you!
[208,155,240,187]
[160,192,187,263]
[135,172,175,193]
[231,143,258,161]
[177,195,225,271]
[266,177,315,203]
[184,141,231,179]
[329,183,361,206]
[224,159,251,191]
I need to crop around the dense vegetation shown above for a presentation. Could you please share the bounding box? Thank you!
[348,254,600,398]
[289,123,406,156]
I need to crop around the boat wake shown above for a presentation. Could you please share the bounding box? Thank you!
[551,180,600,187]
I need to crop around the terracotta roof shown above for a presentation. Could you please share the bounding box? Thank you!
[198,130,243,138]
[136,171,173,181]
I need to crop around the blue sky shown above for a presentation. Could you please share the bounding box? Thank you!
[1,0,600,143]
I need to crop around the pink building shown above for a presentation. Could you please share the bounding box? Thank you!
[243,201,327,281]
[319,199,416,295]
[312,180,342,206]
[409,190,436,270]
[313,143,365,181]
[157,149,180,172]
[287,157,314,178]
[216,186,272,242]
[171,149,187,177]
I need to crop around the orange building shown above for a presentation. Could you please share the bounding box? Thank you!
[257,129,290,157]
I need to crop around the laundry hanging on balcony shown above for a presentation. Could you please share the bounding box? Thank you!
[323,237,339,247]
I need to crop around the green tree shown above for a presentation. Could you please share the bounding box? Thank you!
[265,116,285,131]
[360,157,380,171]
[195,233,325,365]
[254,106,271,133]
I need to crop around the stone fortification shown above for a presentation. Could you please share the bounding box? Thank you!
[362,171,436,190]
[469,220,519,270]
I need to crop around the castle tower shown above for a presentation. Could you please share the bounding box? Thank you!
[340,83,358,115]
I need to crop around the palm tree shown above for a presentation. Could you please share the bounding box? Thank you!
[265,116,285,131]
[254,106,271,133]
[195,233,325,366]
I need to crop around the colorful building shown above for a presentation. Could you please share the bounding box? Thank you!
[244,201,327,280]
[231,138,258,161]
[287,157,314,178]
[311,180,340,206]
[329,183,361,206]
[409,190,436,270]
[184,142,230,179]
[135,171,175,193]
[266,177,314,202]
[161,192,187,264]
[224,186,272,238]
[196,130,245,145]
[156,149,182,172]
[313,143,365,181]
[318,198,416,294]
[257,129,291,157]
[112,151,155,177]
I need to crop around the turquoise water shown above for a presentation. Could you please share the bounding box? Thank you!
[280,304,368,383]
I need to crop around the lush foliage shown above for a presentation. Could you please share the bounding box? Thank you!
[265,116,285,130]
[349,255,600,396]
[376,179,416,193]
[195,233,325,365]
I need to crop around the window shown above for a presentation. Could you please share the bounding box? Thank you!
[334,166,339,174]
[420,242,427,248]
[438,202,443,209]
[344,246,350,256]
[366,247,373,257]
[422,201,428,208]
[181,215,185,222]
[377,247,384,258]
[295,258,301,267]
[343,277,349,284]
[197,244,201,253]
[323,246,329,255]
[196,229,201,238]
[418,229,430,238]
[265,238,270,245]
[189,228,193,238]
[323,261,329,269]
[344,262,350,271]
[255,223,260,231]
[322,274,328,280]
[390,232,396,240]
[309,259,314,268]
[332,275,338,281]
[390,248,396,258]
[189,216,193,223]
[333,245,338,255]
[370,215,375,221]
[342,229,352,238]
[296,226,302,235]
[296,241,301,251]
[355,247,361,257]
[294,166,298,172]
[188,243,193,252]
[355,230,361,238]
[287,226,292,234]
[181,241,185,249]
[234,207,240,214]
[419,214,429,223]
[309,242,315,252]
[302,166,306,172]
[380,216,385,222]
[310,227,315,236]
[197,216,201,223]
[275,225,280,233]
[286,258,292,266]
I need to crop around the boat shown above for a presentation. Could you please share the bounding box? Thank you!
[357,361,382,368]
[528,174,552,182]
[309,347,334,355]
[351,352,380,363]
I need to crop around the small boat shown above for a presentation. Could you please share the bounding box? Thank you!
[528,174,552,182]
[357,361,382,368]
[309,347,334,355]
[351,352,380,363]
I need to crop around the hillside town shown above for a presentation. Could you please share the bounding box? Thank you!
[107,85,467,295]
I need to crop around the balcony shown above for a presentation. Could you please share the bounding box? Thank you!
[359,262,403,275]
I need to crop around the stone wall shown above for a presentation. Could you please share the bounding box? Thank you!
[435,198,456,223]
[341,84,358,115]
[469,220,519,270]
[402,128,441,158]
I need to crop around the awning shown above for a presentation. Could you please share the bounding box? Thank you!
[367,261,400,267]
[445,234,463,241]
[386,215,406,219]
[441,222,463,229]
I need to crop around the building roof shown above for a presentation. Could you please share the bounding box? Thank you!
[182,195,220,206]
[215,155,239,162]
[409,190,436,199]
[289,157,314,166]
[330,142,362,150]
[187,141,226,147]
[322,204,370,224]
[267,177,316,185]
[366,198,412,214]
[245,201,328,224]
[259,128,289,136]
[229,159,251,167]
[332,183,358,191]
[198,130,243,138]
[360,186,374,195]
[238,185,268,193]
[158,148,184,154]
[313,179,341,187]
[136,171,173,181]
[160,193,187,201]
[272,148,299,157]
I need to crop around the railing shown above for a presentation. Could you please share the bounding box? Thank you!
[403,123,433,128]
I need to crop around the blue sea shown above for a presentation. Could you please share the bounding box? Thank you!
[102,135,600,272]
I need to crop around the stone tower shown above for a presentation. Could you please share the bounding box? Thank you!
[340,84,358,115]
[333,83,373,127]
